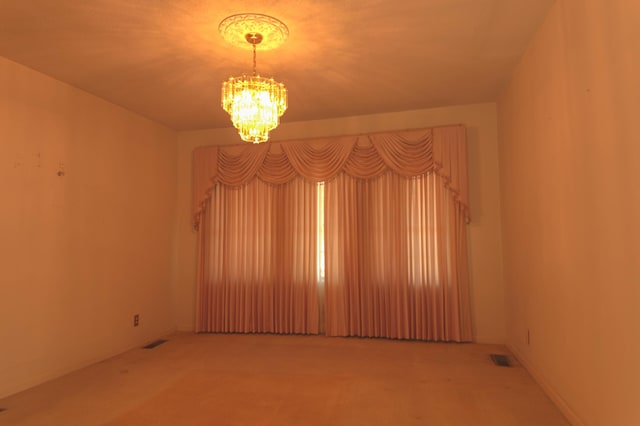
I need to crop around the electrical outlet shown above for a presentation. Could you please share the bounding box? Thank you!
[133,314,140,327]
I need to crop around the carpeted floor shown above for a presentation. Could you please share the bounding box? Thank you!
[0,332,569,425]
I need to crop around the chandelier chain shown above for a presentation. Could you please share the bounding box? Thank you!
[252,43,257,76]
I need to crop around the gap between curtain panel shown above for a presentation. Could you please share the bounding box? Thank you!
[192,125,472,342]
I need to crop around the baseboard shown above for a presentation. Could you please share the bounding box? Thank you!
[507,344,586,426]
[473,335,507,345]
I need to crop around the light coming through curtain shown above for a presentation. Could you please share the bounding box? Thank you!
[196,177,319,334]
[324,172,472,341]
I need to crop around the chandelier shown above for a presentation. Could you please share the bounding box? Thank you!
[219,14,288,144]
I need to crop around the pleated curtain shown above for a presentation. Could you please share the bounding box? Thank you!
[193,126,472,341]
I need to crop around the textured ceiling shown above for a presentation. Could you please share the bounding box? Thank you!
[0,0,554,130]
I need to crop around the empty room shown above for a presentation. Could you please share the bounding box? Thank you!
[0,1,638,425]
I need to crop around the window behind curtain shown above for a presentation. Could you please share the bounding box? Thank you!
[193,125,472,341]
[323,171,472,341]
[196,177,319,334]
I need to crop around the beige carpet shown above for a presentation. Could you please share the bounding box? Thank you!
[107,372,365,425]
[1,333,569,425]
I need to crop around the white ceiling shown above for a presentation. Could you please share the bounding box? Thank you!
[0,0,554,130]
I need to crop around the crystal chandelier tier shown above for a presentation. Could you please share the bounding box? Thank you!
[219,14,288,144]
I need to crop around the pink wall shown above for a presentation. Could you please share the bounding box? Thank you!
[0,58,178,398]
[498,1,640,424]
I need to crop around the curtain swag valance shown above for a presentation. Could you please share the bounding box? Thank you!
[193,125,469,228]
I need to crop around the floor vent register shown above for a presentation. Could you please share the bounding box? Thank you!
[489,354,511,367]
[143,339,168,349]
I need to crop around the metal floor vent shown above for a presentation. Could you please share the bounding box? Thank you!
[143,339,168,349]
[490,354,511,367]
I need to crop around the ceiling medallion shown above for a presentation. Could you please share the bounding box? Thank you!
[219,13,289,51]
